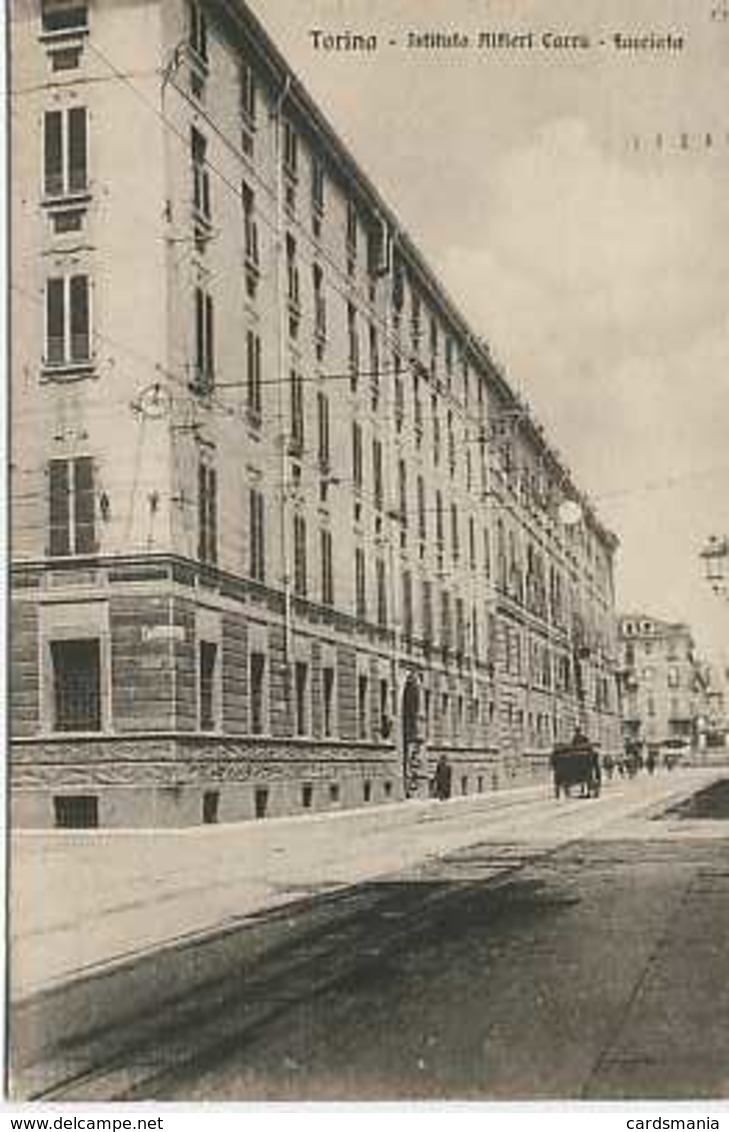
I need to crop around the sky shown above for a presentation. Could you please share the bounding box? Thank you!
[249,0,729,668]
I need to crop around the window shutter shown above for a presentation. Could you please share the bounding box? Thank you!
[205,294,214,385]
[198,462,207,561]
[44,111,63,196]
[49,459,70,556]
[69,275,90,361]
[208,467,217,564]
[258,492,265,581]
[194,288,204,381]
[46,278,65,364]
[67,107,87,192]
[73,456,95,553]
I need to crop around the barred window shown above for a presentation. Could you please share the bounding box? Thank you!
[51,639,100,732]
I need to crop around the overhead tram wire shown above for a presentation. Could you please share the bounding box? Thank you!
[84,39,502,434]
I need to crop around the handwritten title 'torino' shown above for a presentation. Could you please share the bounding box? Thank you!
[307,28,686,53]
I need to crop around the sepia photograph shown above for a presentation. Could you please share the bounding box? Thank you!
[5,0,729,1107]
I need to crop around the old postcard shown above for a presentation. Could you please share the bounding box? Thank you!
[6,0,729,1106]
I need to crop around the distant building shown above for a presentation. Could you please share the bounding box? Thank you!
[617,615,707,752]
[9,0,622,827]
[701,665,727,750]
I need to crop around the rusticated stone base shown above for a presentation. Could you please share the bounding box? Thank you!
[10,735,549,828]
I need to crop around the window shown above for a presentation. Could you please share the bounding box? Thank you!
[469,516,476,570]
[413,374,423,441]
[411,293,421,351]
[313,263,326,343]
[191,127,211,222]
[51,47,83,70]
[376,559,387,628]
[246,330,261,418]
[188,0,207,62]
[44,107,87,197]
[240,60,256,151]
[417,475,426,543]
[48,456,95,556]
[398,459,407,526]
[422,579,433,644]
[202,790,219,824]
[435,490,444,551]
[355,547,366,619]
[54,795,98,829]
[668,666,680,688]
[289,369,304,453]
[321,528,334,606]
[347,302,359,384]
[194,287,214,391]
[317,391,330,471]
[346,199,357,259]
[45,274,91,368]
[249,488,265,582]
[447,410,456,475]
[286,234,300,318]
[369,324,380,408]
[41,0,89,34]
[352,422,363,491]
[455,598,465,657]
[451,502,459,561]
[358,673,369,739]
[293,514,307,597]
[295,661,308,736]
[302,783,313,809]
[51,639,100,731]
[394,354,404,432]
[249,651,266,734]
[319,664,335,738]
[379,678,390,738]
[401,570,413,640]
[311,158,324,222]
[255,787,268,818]
[283,120,298,178]
[199,641,217,730]
[241,181,259,284]
[432,396,441,466]
[372,439,383,512]
[441,588,452,653]
[198,462,217,564]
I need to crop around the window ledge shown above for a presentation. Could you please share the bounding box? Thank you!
[41,190,91,211]
[41,361,95,381]
[39,26,89,44]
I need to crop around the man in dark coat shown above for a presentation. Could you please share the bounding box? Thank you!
[433,754,452,801]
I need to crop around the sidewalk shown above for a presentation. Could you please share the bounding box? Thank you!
[9,770,718,1001]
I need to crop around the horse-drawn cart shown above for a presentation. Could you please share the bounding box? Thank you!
[550,739,601,799]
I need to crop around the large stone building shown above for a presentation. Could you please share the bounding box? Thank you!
[617,614,708,755]
[10,0,622,827]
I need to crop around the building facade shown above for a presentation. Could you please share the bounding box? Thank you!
[617,614,708,754]
[10,0,622,827]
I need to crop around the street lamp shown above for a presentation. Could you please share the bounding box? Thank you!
[700,535,729,594]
